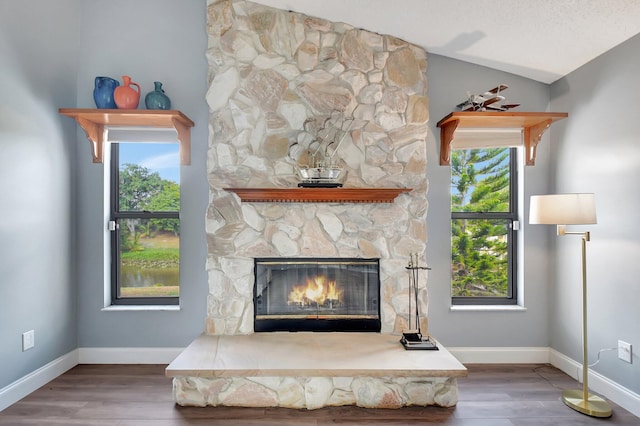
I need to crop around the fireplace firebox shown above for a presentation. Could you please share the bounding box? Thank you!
[254,258,381,332]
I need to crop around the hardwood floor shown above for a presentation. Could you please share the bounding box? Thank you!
[0,364,638,425]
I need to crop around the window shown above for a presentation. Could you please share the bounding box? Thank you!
[110,143,180,305]
[450,147,518,305]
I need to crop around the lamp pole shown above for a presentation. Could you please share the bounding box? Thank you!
[580,232,589,404]
[559,229,611,418]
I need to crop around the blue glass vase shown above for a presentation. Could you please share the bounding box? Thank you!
[145,81,171,110]
[93,76,120,109]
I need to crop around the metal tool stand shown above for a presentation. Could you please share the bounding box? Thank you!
[401,253,438,350]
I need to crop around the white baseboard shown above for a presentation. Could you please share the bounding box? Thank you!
[448,346,640,418]
[448,346,550,364]
[549,349,640,418]
[78,347,185,364]
[1,347,183,412]
[0,349,79,412]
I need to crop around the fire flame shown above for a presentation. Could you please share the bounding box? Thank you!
[288,275,343,306]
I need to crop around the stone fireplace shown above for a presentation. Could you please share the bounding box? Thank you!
[205,0,429,337]
[254,257,381,332]
[164,0,467,410]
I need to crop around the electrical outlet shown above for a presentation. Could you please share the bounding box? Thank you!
[22,330,35,351]
[618,340,632,363]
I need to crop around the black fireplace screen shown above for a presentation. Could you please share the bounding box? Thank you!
[254,258,381,332]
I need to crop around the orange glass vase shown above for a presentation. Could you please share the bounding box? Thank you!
[114,75,141,109]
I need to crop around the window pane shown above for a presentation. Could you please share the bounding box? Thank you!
[118,143,180,212]
[112,142,180,304]
[451,148,510,213]
[451,218,509,298]
[119,218,180,298]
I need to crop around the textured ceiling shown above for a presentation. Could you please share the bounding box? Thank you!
[250,0,640,83]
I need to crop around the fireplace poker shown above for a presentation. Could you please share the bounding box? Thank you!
[414,253,420,335]
[407,255,413,331]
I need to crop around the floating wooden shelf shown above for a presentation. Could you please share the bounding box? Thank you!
[59,108,195,164]
[436,111,568,166]
[225,187,411,203]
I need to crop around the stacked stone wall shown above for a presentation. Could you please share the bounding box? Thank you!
[206,0,429,335]
[174,375,458,409]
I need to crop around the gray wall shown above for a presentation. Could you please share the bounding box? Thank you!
[425,54,554,347]
[69,1,559,350]
[71,0,557,350]
[549,34,640,394]
[75,0,209,347]
[0,0,79,388]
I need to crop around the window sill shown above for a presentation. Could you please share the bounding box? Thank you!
[450,305,527,312]
[102,305,180,312]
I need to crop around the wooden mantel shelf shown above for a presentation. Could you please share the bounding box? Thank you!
[225,187,411,203]
[436,112,568,166]
[59,108,195,165]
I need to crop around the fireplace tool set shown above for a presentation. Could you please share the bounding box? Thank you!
[401,253,438,350]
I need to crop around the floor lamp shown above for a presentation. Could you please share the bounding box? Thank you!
[529,193,612,418]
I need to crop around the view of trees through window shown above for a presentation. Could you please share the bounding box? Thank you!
[113,143,180,301]
[450,148,516,300]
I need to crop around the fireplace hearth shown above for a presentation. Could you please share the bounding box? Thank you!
[254,258,381,332]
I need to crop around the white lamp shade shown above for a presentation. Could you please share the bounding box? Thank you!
[529,193,597,225]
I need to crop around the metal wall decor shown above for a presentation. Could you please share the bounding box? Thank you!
[291,110,354,188]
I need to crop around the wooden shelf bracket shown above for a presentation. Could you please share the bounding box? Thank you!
[439,118,459,166]
[172,117,191,165]
[523,118,552,166]
[75,116,105,163]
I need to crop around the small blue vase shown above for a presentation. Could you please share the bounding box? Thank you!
[145,81,171,110]
[93,76,120,109]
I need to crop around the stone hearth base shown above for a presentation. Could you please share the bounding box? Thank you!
[166,333,467,410]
